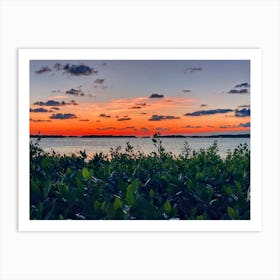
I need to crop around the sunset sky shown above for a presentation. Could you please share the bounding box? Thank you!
[30,60,250,136]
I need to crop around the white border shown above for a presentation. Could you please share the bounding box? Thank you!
[18,48,262,231]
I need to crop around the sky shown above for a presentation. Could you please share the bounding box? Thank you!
[30,60,250,136]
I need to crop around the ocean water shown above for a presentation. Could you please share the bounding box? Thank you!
[30,137,250,159]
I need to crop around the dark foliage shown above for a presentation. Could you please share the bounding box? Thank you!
[30,135,250,220]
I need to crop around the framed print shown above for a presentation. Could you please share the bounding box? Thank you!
[18,48,262,231]
[1,1,280,279]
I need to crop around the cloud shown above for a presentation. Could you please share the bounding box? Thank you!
[228,89,249,94]
[183,67,203,74]
[238,104,250,108]
[220,122,250,129]
[149,93,164,98]
[33,100,78,106]
[200,104,207,107]
[227,82,250,94]
[140,112,147,115]
[129,106,142,109]
[148,114,180,121]
[51,107,60,110]
[234,82,250,88]
[235,108,250,117]
[94,78,105,84]
[66,88,85,96]
[79,119,90,122]
[239,122,251,127]
[30,119,52,122]
[117,117,131,121]
[185,109,233,116]
[185,125,201,128]
[63,64,97,76]
[35,66,51,74]
[182,89,191,93]
[30,107,51,113]
[99,114,111,118]
[50,113,77,120]
[129,102,147,109]
[239,122,250,128]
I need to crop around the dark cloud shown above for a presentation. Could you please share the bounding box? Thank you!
[149,93,164,98]
[99,114,111,118]
[234,82,250,88]
[30,119,52,122]
[130,106,142,109]
[238,104,250,108]
[63,64,97,76]
[207,125,215,128]
[182,89,191,93]
[239,122,250,128]
[148,114,180,121]
[200,104,207,107]
[235,108,250,117]
[51,107,60,110]
[33,100,78,106]
[94,78,105,84]
[66,88,85,96]
[185,125,201,128]
[101,63,107,66]
[79,119,90,122]
[30,107,51,113]
[35,66,51,74]
[220,122,250,129]
[51,89,61,93]
[185,109,233,116]
[140,112,147,115]
[228,89,249,94]
[117,117,131,121]
[183,67,203,74]
[50,113,77,120]
[227,82,250,94]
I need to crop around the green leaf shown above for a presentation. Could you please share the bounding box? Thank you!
[126,185,134,205]
[149,189,155,199]
[130,178,141,192]
[223,185,233,196]
[113,197,123,210]
[82,167,90,180]
[227,206,239,219]
[163,200,172,213]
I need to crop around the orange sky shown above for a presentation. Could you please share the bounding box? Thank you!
[30,60,250,136]
[30,96,250,136]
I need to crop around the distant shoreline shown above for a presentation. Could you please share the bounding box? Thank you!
[30,134,250,139]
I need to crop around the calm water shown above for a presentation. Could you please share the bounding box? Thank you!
[31,137,250,158]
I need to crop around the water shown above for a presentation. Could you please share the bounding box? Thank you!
[30,137,250,159]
